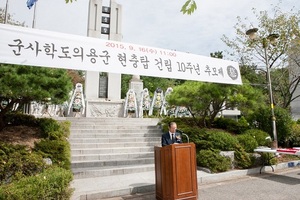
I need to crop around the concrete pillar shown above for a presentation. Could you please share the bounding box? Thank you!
[84,0,124,117]
[107,0,122,100]
[85,0,122,101]
[85,0,102,101]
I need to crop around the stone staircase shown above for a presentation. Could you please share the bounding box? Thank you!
[67,117,162,180]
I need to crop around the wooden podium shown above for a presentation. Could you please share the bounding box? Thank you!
[154,143,198,200]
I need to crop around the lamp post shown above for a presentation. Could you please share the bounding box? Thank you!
[246,28,279,149]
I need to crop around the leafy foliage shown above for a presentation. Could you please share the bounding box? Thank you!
[162,117,272,171]
[34,139,71,170]
[213,117,249,134]
[121,74,132,99]
[248,106,293,146]
[242,129,270,146]
[197,149,231,173]
[0,113,72,199]
[221,4,300,109]
[205,130,239,151]
[38,118,62,139]
[0,166,73,200]
[34,118,71,170]
[0,65,72,104]
[3,113,38,127]
[0,143,45,184]
[234,144,252,169]
[167,80,262,128]
[0,64,73,130]
[181,0,197,15]
[289,123,300,147]
[259,152,277,166]
[236,134,258,153]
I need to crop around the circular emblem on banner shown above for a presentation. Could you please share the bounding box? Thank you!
[227,65,239,80]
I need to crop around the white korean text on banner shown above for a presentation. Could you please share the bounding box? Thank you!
[0,24,242,85]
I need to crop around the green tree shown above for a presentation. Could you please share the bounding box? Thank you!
[121,74,132,99]
[221,5,300,109]
[239,64,266,89]
[0,64,73,130]
[234,79,267,118]
[248,106,293,147]
[166,80,262,128]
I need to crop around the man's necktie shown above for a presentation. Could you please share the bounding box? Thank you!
[172,134,175,143]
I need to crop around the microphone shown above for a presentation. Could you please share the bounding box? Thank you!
[176,129,189,143]
[176,129,183,133]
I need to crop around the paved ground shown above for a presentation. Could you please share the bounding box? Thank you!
[101,166,300,200]
[198,167,300,200]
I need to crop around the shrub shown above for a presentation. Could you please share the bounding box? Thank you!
[242,129,270,147]
[234,144,252,169]
[160,117,196,131]
[197,149,231,173]
[0,114,73,198]
[248,107,293,147]
[212,117,231,129]
[259,152,277,166]
[236,134,258,153]
[0,143,45,184]
[33,139,71,170]
[0,166,73,200]
[206,130,238,151]
[37,118,62,139]
[3,113,37,127]
[275,107,293,146]
[59,121,71,138]
[288,123,300,147]
[213,117,249,134]
[189,129,214,151]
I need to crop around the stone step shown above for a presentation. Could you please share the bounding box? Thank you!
[71,157,154,169]
[71,146,154,154]
[71,152,154,161]
[68,116,162,198]
[70,125,160,129]
[69,129,162,134]
[72,164,155,179]
[67,117,160,125]
[71,123,159,127]
[69,137,161,143]
[70,135,161,140]
[70,142,160,148]
[68,117,160,121]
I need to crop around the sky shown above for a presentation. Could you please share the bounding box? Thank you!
[1,0,299,60]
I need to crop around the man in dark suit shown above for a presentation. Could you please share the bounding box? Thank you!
[161,122,182,146]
